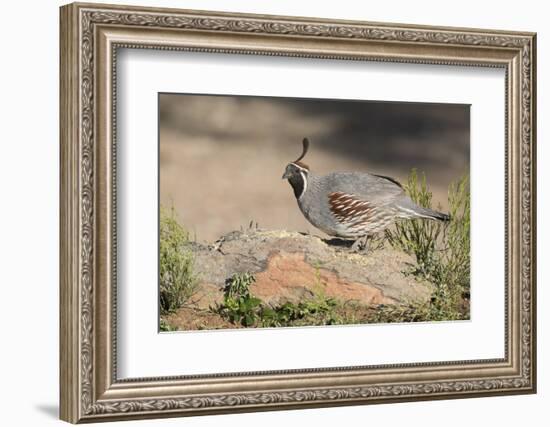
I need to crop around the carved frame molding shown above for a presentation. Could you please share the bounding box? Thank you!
[60,2,536,423]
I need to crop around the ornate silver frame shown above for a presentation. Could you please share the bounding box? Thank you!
[60,2,537,423]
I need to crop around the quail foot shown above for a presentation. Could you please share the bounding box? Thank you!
[282,138,450,252]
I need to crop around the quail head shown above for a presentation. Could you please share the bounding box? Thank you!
[282,138,450,247]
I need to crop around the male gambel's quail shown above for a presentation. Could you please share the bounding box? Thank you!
[282,138,450,250]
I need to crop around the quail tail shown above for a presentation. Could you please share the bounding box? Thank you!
[397,200,451,222]
[412,205,451,222]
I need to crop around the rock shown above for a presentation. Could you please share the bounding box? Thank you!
[188,229,432,309]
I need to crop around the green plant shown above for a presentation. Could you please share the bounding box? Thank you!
[219,272,263,326]
[385,170,470,320]
[442,175,471,289]
[217,272,347,328]
[261,297,342,327]
[159,318,176,332]
[385,169,444,275]
[159,206,198,315]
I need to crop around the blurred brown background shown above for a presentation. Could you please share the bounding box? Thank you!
[160,94,469,243]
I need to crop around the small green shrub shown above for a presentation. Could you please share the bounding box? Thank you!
[219,273,263,326]
[385,170,470,320]
[159,318,176,332]
[442,175,471,290]
[159,207,197,315]
[217,272,347,328]
[385,169,444,276]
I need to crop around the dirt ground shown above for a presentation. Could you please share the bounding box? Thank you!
[160,94,469,243]
[163,307,237,331]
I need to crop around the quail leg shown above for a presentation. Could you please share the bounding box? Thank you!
[350,235,370,253]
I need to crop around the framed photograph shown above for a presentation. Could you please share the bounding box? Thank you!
[60,2,537,423]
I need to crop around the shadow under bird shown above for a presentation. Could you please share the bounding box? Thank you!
[282,138,450,251]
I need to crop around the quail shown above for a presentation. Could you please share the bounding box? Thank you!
[282,138,450,250]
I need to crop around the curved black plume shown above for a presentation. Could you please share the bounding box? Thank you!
[294,138,310,163]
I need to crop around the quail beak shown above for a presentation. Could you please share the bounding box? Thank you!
[282,171,290,180]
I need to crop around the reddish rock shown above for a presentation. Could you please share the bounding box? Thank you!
[188,229,433,308]
[251,252,394,305]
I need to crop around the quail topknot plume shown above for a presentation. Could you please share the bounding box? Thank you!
[282,138,450,250]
